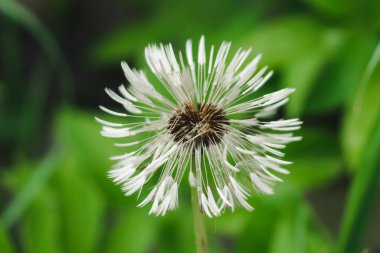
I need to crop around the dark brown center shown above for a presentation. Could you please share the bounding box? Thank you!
[168,103,230,149]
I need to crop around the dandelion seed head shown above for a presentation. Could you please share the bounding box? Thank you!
[98,36,302,217]
[168,102,230,149]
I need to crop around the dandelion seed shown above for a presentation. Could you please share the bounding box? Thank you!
[98,36,302,217]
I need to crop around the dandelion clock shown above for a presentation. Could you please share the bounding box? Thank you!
[97,36,302,219]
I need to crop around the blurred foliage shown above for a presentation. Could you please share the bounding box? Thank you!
[342,43,380,171]
[337,116,380,253]
[0,0,380,252]
[0,224,14,253]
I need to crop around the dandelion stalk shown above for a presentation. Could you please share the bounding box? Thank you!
[191,183,209,253]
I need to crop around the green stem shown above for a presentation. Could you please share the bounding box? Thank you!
[191,186,209,253]
[335,116,380,253]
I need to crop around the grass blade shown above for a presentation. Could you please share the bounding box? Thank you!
[0,148,61,229]
[353,41,380,113]
[336,115,380,253]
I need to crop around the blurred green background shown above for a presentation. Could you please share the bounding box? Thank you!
[0,0,380,252]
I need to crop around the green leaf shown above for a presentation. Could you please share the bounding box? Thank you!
[336,116,380,253]
[293,204,308,253]
[241,16,323,67]
[282,50,327,116]
[157,211,194,253]
[1,148,61,228]
[89,7,259,67]
[302,0,352,17]
[286,127,343,189]
[55,155,106,253]
[0,156,60,253]
[233,184,301,253]
[268,203,332,253]
[282,28,345,117]
[90,21,165,66]
[302,0,380,31]
[240,16,345,116]
[306,34,376,114]
[306,222,332,253]
[20,188,61,253]
[268,213,295,253]
[102,199,193,253]
[102,209,159,253]
[342,42,380,170]
[54,108,131,200]
[0,225,14,253]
